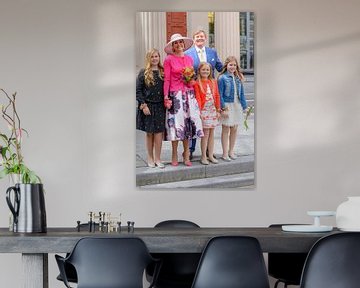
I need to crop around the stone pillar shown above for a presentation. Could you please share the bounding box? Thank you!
[136,12,166,71]
[214,12,240,65]
[187,12,209,39]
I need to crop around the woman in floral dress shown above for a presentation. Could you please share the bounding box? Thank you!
[163,34,203,167]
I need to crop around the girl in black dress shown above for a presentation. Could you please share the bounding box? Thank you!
[136,48,166,168]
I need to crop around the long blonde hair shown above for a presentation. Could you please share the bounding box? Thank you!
[144,49,164,87]
[218,56,244,81]
[196,62,216,94]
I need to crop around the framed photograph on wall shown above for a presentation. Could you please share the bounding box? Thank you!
[135,11,255,189]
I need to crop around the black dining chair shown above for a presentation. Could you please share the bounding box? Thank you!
[300,232,360,288]
[55,237,160,288]
[268,224,308,288]
[191,236,270,288]
[56,223,99,284]
[146,220,201,288]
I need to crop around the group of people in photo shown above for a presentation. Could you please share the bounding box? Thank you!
[136,29,249,169]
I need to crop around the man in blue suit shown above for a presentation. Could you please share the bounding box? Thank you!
[185,29,223,77]
[185,29,223,159]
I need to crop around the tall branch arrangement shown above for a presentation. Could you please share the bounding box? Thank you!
[0,88,40,183]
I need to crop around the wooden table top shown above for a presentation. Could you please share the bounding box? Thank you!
[0,227,340,253]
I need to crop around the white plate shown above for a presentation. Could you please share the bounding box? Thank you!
[307,211,336,217]
[282,225,333,232]
[338,227,360,232]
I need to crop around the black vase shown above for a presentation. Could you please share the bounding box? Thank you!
[6,183,47,233]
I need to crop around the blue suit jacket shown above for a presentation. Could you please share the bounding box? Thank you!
[185,46,223,77]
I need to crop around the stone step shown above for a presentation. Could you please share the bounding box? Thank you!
[136,154,254,187]
[139,172,254,189]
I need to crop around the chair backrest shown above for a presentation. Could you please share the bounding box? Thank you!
[149,220,201,288]
[268,224,308,285]
[191,236,270,288]
[300,232,360,288]
[64,237,154,288]
[155,219,200,228]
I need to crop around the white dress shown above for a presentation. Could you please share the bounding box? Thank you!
[221,77,244,127]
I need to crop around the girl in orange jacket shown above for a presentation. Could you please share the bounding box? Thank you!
[194,62,221,165]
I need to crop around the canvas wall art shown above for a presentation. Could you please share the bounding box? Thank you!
[136,11,255,189]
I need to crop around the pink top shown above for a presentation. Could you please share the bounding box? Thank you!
[163,54,194,97]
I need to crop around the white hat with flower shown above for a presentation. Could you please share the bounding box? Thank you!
[164,33,194,54]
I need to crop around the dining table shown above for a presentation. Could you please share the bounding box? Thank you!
[0,226,340,288]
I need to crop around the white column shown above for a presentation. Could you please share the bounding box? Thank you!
[187,12,209,38]
[135,12,166,71]
[214,12,240,64]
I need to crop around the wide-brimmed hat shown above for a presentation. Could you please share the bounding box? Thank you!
[164,33,193,54]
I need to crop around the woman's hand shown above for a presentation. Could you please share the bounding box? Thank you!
[164,97,172,109]
[142,106,151,115]
[188,79,196,87]
[220,107,229,118]
[140,103,151,115]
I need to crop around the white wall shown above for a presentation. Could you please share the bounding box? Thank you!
[1,0,360,287]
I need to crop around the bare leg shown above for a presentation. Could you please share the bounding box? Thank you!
[171,140,179,165]
[229,125,238,158]
[182,139,191,166]
[201,128,210,162]
[207,128,217,162]
[221,125,230,159]
[154,132,163,165]
[146,133,155,165]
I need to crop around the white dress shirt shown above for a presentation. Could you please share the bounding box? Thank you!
[196,46,207,62]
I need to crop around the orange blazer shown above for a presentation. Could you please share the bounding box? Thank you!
[194,79,220,111]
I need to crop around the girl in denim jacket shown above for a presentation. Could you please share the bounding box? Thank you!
[217,56,247,161]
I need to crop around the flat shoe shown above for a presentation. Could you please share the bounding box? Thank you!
[229,154,237,160]
[147,162,155,168]
[221,156,231,162]
[200,159,209,165]
[171,161,179,167]
[208,158,218,164]
[155,162,165,168]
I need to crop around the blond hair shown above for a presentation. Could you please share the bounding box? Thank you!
[218,56,244,81]
[144,49,164,87]
[192,29,207,39]
[197,62,216,94]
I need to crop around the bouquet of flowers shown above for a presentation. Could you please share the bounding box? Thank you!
[243,105,254,130]
[182,66,195,85]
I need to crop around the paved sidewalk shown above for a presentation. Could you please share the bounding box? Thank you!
[136,75,255,188]
[136,115,254,188]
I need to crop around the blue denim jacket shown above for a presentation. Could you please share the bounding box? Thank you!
[218,72,247,110]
